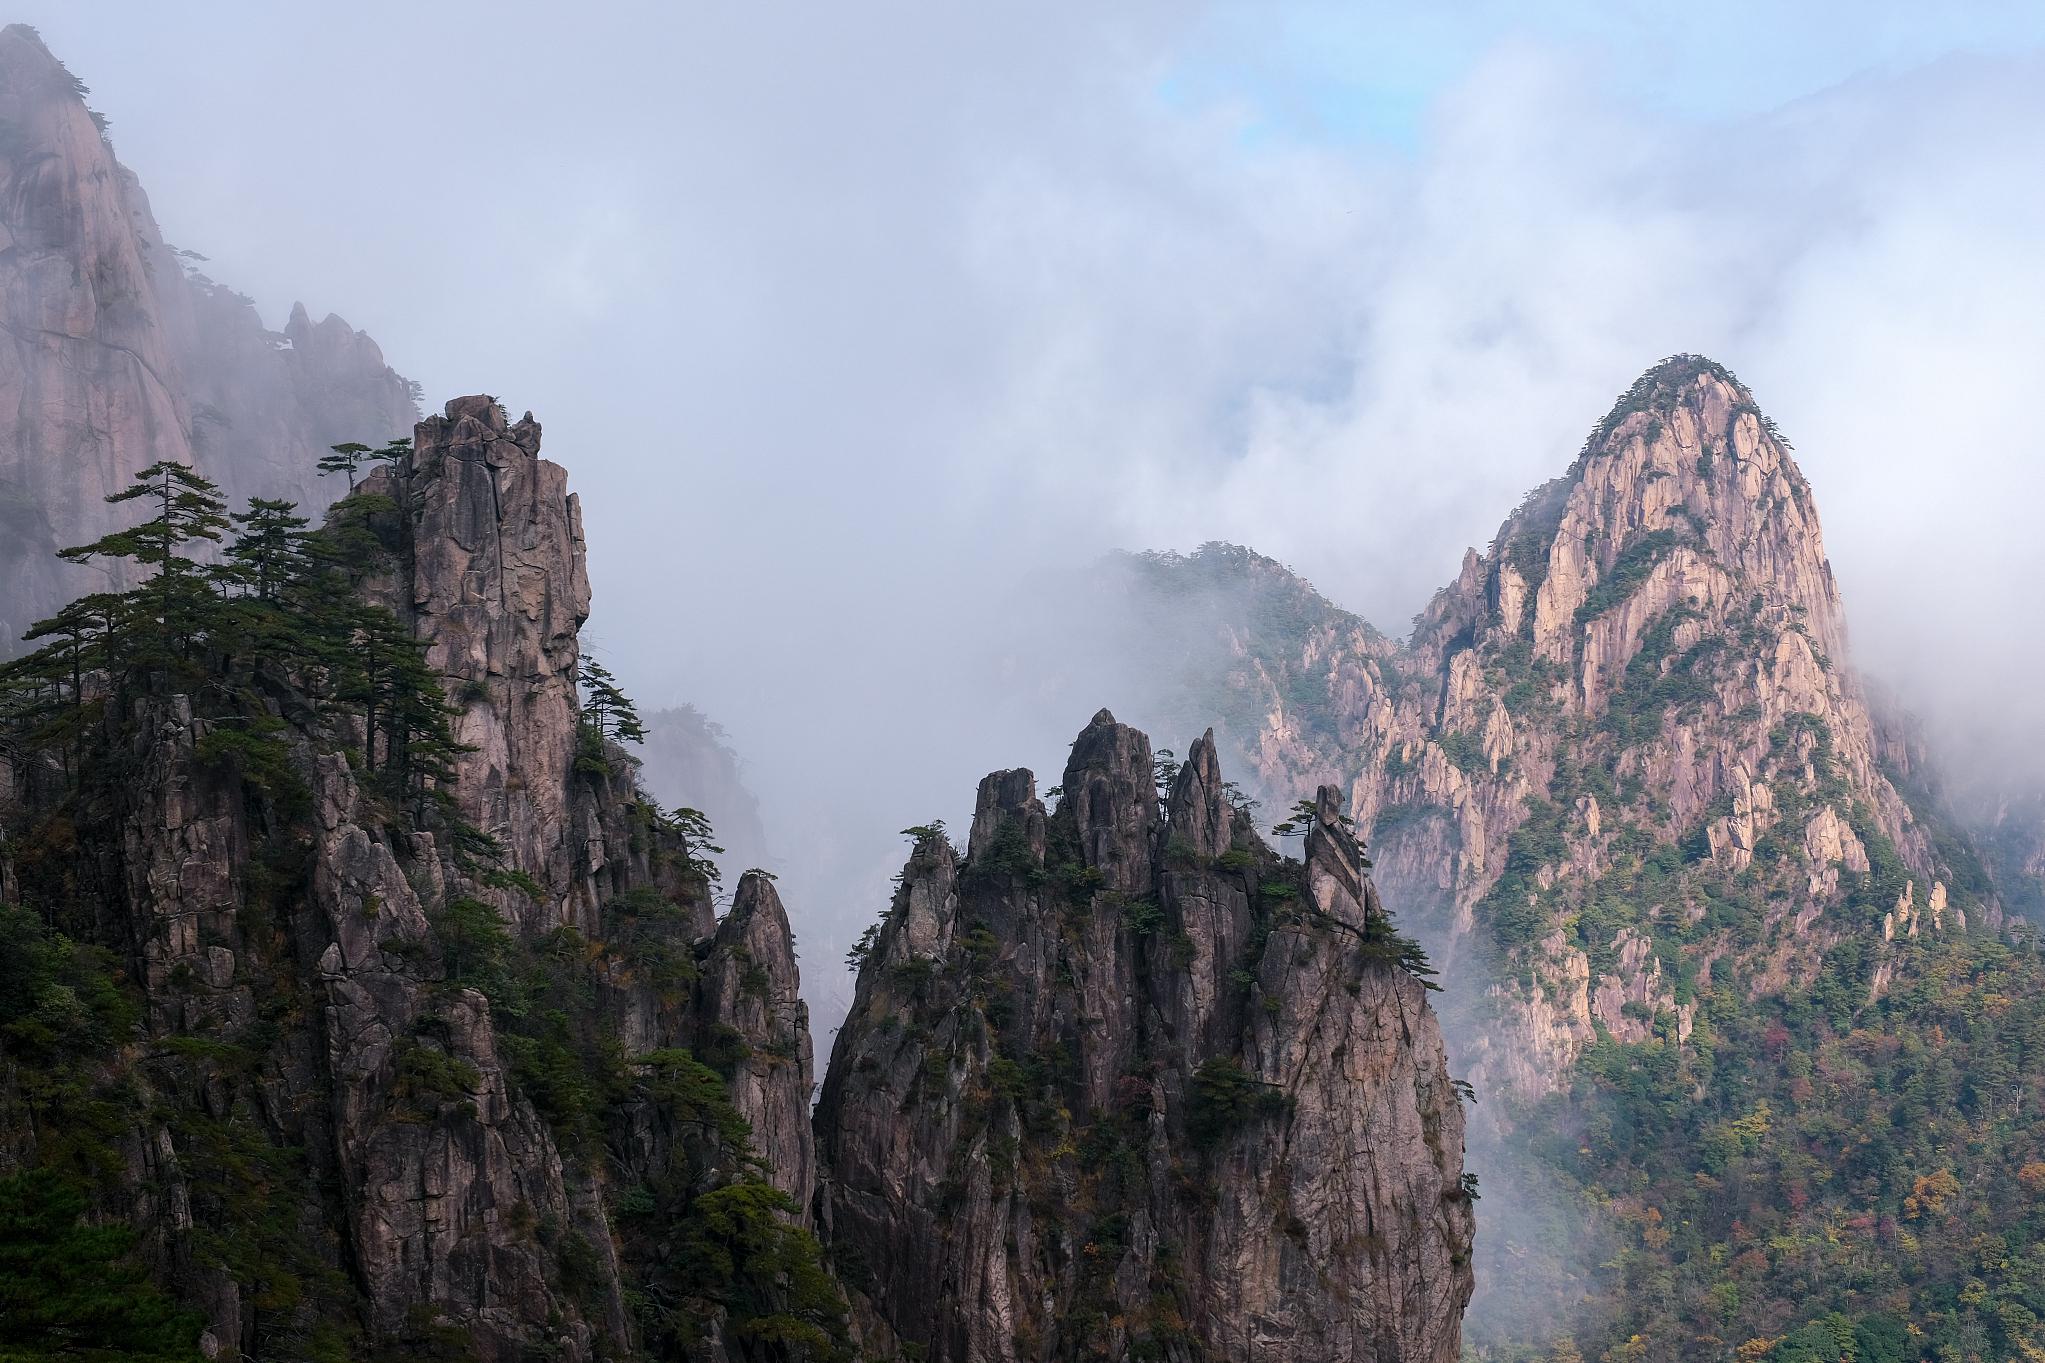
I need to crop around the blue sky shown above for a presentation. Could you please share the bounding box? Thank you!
[1164,1,2045,146]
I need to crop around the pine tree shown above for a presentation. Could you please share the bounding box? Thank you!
[316,436,410,492]
[317,442,372,490]
[224,497,311,603]
[0,592,122,779]
[650,802,723,885]
[336,606,462,796]
[55,460,229,664]
[1272,797,1327,837]
[578,658,645,745]
[0,1171,205,1361]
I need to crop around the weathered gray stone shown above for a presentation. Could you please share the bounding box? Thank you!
[817,713,1474,1362]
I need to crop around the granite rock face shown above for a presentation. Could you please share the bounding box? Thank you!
[1106,356,2014,1343]
[362,398,598,934]
[700,870,817,1211]
[816,714,1474,1363]
[1130,358,1993,1107]
[0,24,417,645]
[0,398,819,1361]
[319,400,821,1359]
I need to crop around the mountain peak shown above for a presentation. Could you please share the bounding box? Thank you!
[0,25,104,132]
[1109,356,2016,1352]
[1575,353,1756,468]
[1426,354,1842,683]
[817,710,1472,1361]
[0,23,68,74]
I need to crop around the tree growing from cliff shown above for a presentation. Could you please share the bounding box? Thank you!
[55,460,229,665]
[639,801,724,887]
[336,603,466,816]
[3,453,471,847]
[1273,794,1377,870]
[316,436,409,491]
[0,591,122,778]
[223,497,311,603]
[577,658,645,746]
[1153,747,1179,800]
[1272,796,1342,838]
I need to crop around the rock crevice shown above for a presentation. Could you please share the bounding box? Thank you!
[816,713,1473,1363]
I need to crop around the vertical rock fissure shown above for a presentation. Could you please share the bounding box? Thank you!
[817,711,1472,1362]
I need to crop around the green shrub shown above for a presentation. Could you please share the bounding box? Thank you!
[0,1170,206,1361]
[1186,1057,1287,1147]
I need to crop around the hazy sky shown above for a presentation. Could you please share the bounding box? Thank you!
[31,3,2045,965]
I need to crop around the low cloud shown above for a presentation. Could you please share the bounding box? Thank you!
[38,0,2045,1053]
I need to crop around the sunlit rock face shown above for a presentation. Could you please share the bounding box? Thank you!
[1105,357,2015,1345]
[817,713,1474,1363]
[1127,357,1990,1108]
[0,23,416,646]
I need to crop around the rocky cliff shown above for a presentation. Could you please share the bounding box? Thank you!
[0,24,416,645]
[816,711,1474,1363]
[0,397,833,1361]
[1113,356,2042,1357]
[1133,358,1991,1102]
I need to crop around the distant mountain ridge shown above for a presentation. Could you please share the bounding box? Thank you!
[0,23,418,644]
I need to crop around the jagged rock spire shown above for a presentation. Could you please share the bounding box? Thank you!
[818,709,1473,1363]
[702,870,816,1209]
[368,396,595,933]
[1061,707,1158,896]
[1304,782,1376,930]
[967,767,1046,864]
[1165,727,1233,860]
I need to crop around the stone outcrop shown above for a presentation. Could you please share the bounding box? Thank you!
[0,24,416,646]
[816,713,1474,1363]
[0,398,820,1362]
[361,399,597,934]
[1127,358,1991,1107]
[1107,356,2014,1346]
[699,870,816,1210]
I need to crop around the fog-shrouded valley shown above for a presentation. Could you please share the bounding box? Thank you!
[2,8,2044,1363]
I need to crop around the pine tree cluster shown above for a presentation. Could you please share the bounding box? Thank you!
[1,443,469,844]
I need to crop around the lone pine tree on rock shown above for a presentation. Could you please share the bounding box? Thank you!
[316,436,410,491]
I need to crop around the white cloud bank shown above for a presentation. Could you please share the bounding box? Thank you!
[30,1,2045,976]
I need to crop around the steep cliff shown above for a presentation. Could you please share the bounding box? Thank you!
[1132,359,1988,1092]
[1116,357,2045,1360]
[816,711,1473,1363]
[0,24,416,645]
[1388,357,1976,1098]
[0,398,836,1361]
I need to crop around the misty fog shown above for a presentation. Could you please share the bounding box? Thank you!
[36,0,2045,1081]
